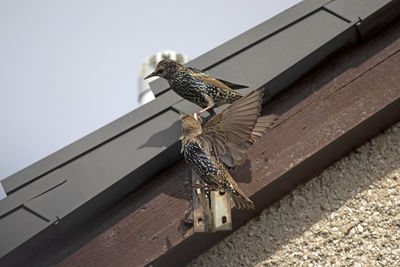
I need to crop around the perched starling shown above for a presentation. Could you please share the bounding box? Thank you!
[145,59,247,116]
[180,88,279,209]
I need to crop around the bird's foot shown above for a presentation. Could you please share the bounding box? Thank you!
[192,183,218,192]
[196,105,213,116]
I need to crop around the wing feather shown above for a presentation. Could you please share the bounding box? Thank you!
[187,67,246,94]
[215,78,248,90]
[249,115,279,143]
[201,88,266,167]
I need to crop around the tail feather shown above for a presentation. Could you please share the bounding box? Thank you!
[220,161,255,209]
[232,192,255,209]
[229,180,255,209]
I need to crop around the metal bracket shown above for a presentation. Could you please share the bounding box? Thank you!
[192,171,232,232]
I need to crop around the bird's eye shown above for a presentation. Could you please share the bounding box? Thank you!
[156,69,164,75]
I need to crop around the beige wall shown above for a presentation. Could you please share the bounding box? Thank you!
[190,121,400,266]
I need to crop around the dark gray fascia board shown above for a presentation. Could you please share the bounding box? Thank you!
[0,172,66,217]
[1,90,181,194]
[325,0,392,22]
[325,0,400,38]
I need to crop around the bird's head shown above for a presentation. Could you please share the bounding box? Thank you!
[144,59,182,80]
[179,113,203,142]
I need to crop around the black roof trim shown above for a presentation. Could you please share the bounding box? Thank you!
[2,90,181,194]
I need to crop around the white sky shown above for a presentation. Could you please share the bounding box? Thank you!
[0,0,302,195]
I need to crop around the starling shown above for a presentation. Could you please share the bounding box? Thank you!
[145,59,247,116]
[180,88,279,209]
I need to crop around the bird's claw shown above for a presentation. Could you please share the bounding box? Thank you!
[192,183,218,192]
[196,105,213,116]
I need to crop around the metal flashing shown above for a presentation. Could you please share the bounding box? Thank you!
[2,90,181,194]
[0,170,65,218]
[325,0,391,22]
[325,0,400,38]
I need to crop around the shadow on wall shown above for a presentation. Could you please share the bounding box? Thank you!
[189,122,400,266]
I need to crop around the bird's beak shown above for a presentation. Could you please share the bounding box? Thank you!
[144,72,157,80]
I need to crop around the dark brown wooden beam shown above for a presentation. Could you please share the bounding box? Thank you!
[58,21,400,267]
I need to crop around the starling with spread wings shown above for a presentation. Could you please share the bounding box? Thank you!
[145,59,247,116]
[180,88,279,209]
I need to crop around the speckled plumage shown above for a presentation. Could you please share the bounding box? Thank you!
[182,137,253,209]
[180,88,279,209]
[183,141,220,186]
[145,59,247,115]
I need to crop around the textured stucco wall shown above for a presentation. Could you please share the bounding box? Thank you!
[190,121,400,266]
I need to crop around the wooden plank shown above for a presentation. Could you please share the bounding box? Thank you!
[57,22,400,267]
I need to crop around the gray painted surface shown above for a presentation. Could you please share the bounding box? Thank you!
[0,208,49,257]
[1,0,399,265]
[326,0,391,22]
[2,90,181,194]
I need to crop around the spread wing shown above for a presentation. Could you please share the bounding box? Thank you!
[200,88,271,167]
[249,114,279,143]
[187,66,248,92]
